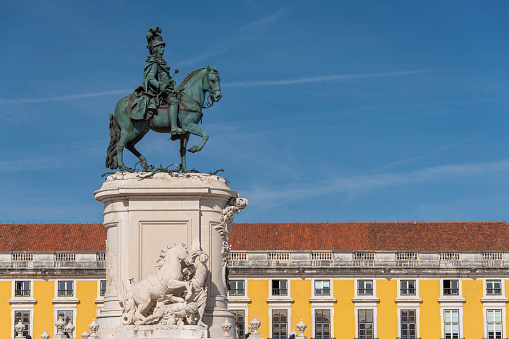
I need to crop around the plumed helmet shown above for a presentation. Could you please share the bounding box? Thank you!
[146,27,165,53]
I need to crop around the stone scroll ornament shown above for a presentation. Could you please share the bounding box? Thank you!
[216,197,248,292]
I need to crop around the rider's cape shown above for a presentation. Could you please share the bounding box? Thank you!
[130,56,171,120]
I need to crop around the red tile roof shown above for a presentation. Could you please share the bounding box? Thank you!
[230,222,509,251]
[1,222,508,252]
[0,223,106,252]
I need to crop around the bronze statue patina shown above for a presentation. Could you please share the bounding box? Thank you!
[106,27,222,173]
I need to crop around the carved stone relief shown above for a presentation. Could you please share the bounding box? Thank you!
[216,197,248,291]
[119,240,210,329]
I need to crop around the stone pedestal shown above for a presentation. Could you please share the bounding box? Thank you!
[94,172,247,339]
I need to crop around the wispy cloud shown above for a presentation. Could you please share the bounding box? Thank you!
[223,68,452,88]
[0,89,130,105]
[177,8,288,66]
[369,127,505,173]
[244,159,509,209]
[0,141,104,171]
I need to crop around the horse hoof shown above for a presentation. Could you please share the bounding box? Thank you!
[188,146,198,153]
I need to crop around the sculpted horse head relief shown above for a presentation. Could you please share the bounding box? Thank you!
[120,243,194,325]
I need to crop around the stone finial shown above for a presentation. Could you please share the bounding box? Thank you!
[64,321,75,338]
[249,316,261,334]
[88,319,99,339]
[55,315,66,333]
[81,330,90,339]
[295,319,307,339]
[14,320,25,338]
[40,330,51,339]
[247,316,264,339]
[221,319,233,339]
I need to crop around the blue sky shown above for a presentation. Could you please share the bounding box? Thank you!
[1,1,509,223]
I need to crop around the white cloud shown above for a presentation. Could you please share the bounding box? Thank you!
[0,90,130,105]
[223,69,452,88]
[243,159,509,209]
[177,8,288,67]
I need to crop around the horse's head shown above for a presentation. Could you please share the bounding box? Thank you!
[160,243,192,268]
[204,64,222,102]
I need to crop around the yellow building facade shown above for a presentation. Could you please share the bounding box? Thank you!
[228,267,509,339]
[1,222,509,339]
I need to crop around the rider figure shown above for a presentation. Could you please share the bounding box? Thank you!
[130,27,182,136]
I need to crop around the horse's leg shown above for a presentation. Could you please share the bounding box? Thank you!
[185,123,209,153]
[117,130,134,171]
[166,279,193,300]
[126,126,150,171]
[179,133,191,172]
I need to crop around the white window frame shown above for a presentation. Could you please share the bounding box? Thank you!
[354,278,377,299]
[399,279,418,297]
[441,279,461,297]
[398,308,419,339]
[442,309,461,339]
[55,280,76,298]
[98,279,107,298]
[484,279,506,299]
[11,308,33,338]
[229,279,246,297]
[312,307,334,339]
[229,308,248,338]
[270,279,289,297]
[313,279,331,297]
[54,307,77,338]
[485,309,505,339]
[481,279,507,339]
[12,280,32,298]
[355,307,377,338]
[269,307,290,338]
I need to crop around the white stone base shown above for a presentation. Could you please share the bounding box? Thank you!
[94,172,247,339]
[99,325,208,339]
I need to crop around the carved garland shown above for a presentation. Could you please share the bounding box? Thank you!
[216,197,248,291]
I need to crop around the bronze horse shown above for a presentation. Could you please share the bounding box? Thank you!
[106,65,221,173]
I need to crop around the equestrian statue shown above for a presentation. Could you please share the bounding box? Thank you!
[105,27,222,173]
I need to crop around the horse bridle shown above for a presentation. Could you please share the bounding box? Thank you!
[180,71,220,113]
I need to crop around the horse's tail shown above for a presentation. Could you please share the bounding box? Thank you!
[106,114,120,169]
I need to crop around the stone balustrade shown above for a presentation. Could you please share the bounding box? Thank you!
[228,250,509,271]
[0,252,106,274]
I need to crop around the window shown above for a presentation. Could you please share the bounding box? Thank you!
[443,309,459,339]
[57,310,73,324]
[14,281,31,297]
[401,309,416,339]
[400,280,416,296]
[272,309,287,339]
[358,280,373,296]
[58,281,74,297]
[315,309,331,339]
[358,309,373,338]
[230,310,245,338]
[14,310,30,337]
[100,280,107,297]
[315,280,330,296]
[487,280,502,296]
[443,280,459,296]
[272,280,287,296]
[229,280,245,296]
[487,309,503,339]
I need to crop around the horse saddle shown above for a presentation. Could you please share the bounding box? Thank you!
[127,92,169,121]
